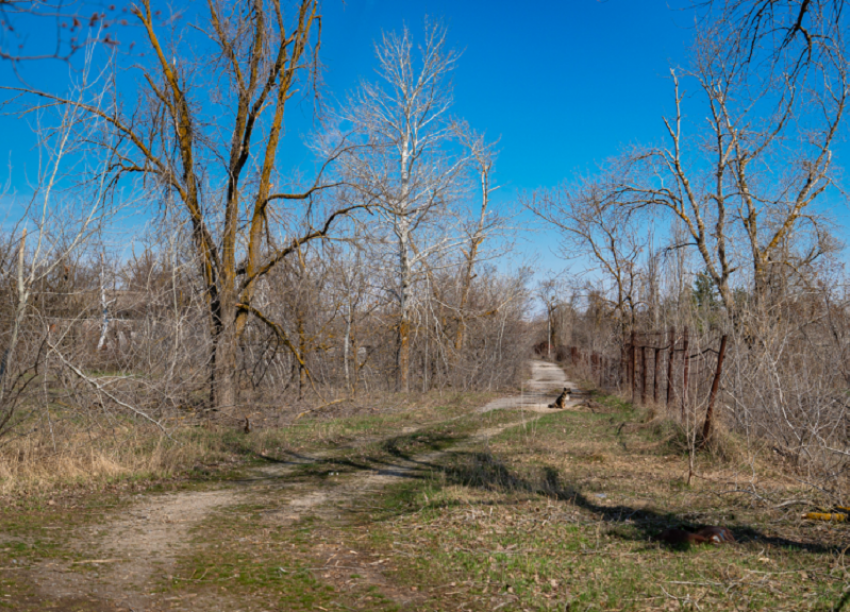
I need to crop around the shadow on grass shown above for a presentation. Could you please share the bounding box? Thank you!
[235,428,840,557]
[228,431,465,482]
[440,451,842,556]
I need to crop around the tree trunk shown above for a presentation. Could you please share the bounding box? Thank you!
[653,347,661,404]
[701,335,728,444]
[298,314,307,400]
[398,316,410,392]
[630,330,637,404]
[666,327,675,409]
[212,296,237,413]
[351,334,360,398]
[397,224,412,392]
[343,302,352,391]
[681,326,690,421]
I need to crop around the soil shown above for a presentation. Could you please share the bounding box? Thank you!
[11,360,577,611]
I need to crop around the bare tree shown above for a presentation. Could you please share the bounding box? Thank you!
[451,122,503,353]
[536,275,563,359]
[340,22,466,391]
[1,0,79,64]
[0,63,123,437]
[329,232,378,396]
[7,0,366,412]
[525,179,645,331]
[602,17,847,322]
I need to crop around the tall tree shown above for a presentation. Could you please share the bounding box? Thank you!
[341,22,465,391]
[573,12,848,322]
[452,123,501,353]
[639,28,844,312]
[525,179,645,332]
[9,0,360,411]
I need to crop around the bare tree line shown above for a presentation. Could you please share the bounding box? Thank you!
[6,0,850,504]
[0,6,531,448]
[526,0,850,497]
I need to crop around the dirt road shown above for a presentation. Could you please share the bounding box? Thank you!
[17,360,578,611]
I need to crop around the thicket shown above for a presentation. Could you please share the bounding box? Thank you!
[0,5,530,493]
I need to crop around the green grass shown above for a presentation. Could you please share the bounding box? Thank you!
[353,394,846,611]
[364,484,844,610]
[167,506,402,611]
[0,490,137,607]
[145,389,850,610]
[241,390,501,450]
[244,390,845,611]
[243,403,527,484]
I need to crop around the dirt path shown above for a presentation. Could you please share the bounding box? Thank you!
[257,360,580,521]
[24,360,577,611]
[26,490,240,611]
[479,360,578,414]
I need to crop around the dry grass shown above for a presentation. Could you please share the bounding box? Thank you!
[0,423,204,497]
[0,389,500,498]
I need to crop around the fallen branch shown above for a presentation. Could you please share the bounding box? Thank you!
[295,398,348,420]
[46,340,172,438]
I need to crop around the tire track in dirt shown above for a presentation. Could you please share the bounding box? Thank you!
[28,490,239,612]
[243,360,580,609]
[24,359,576,611]
[255,360,580,522]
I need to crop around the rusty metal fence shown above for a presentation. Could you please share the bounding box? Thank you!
[559,327,729,440]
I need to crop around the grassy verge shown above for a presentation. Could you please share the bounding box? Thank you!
[3,384,848,611]
[357,398,849,611]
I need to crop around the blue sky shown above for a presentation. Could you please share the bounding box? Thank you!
[312,0,694,188]
[6,0,842,276]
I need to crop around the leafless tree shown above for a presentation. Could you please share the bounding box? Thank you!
[6,0,367,413]
[451,122,505,353]
[0,61,134,438]
[525,179,645,332]
[328,232,380,396]
[1,0,78,65]
[604,18,847,322]
[529,6,850,497]
[339,21,467,391]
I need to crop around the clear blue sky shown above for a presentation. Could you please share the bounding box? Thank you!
[10,0,838,275]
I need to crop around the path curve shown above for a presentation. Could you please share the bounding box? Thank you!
[264,359,579,520]
[26,359,577,611]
